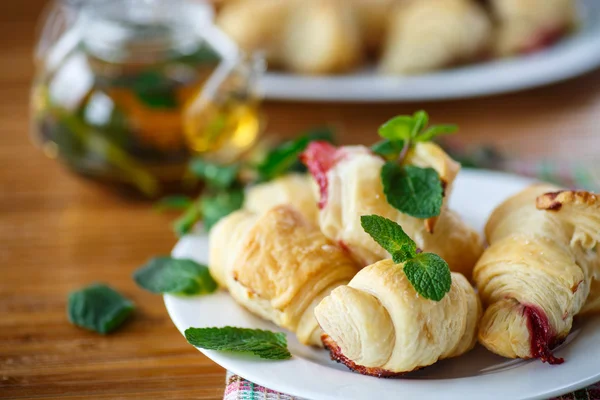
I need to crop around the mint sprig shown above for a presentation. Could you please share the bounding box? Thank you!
[133,257,218,295]
[360,215,451,301]
[68,283,135,334]
[185,326,291,360]
[376,111,455,219]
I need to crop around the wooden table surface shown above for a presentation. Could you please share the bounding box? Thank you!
[1,1,600,399]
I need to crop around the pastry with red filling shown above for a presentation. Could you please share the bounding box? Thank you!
[300,141,483,279]
[474,185,600,364]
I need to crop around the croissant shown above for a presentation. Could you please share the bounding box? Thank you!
[301,141,483,279]
[314,259,481,376]
[244,173,319,224]
[380,0,492,74]
[490,0,576,56]
[474,185,600,364]
[350,0,396,54]
[279,0,363,74]
[209,205,360,346]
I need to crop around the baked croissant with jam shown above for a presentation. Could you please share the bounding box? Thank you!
[209,205,360,346]
[490,0,577,56]
[474,185,600,364]
[380,0,492,74]
[314,259,481,376]
[301,141,483,279]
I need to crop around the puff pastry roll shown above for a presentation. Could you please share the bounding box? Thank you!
[301,141,483,279]
[380,0,492,74]
[314,259,481,376]
[490,0,577,56]
[244,174,319,224]
[209,205,360,346]
[474,185,600,364]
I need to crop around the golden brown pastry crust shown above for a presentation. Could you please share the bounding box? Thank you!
[315,259,481,375]
[209,205,360,346]
[243,173,319,224]
[474,185,600,364]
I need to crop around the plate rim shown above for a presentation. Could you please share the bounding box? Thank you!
[165,169,600,400]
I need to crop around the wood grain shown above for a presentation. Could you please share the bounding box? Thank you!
[1,0,599,399]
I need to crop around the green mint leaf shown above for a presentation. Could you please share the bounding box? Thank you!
[381,163,443,219]
[378,115,415,141]
[360,215,417,263]
[131,71,179,109]
[173,201,202,236]
[411,110,429,138]
[257,128,335,181]
[371,139,405,161]
[185,326,291,360]
[133,257,217,295]
[201,188,244,231]
[189,159,240,189]
[68,283,135,334]
[154,195,193,212]
[403,253,451,301]
[416,124,458,142]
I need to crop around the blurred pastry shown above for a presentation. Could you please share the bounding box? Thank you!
[279,0,364,74]
[244,173,319,224]
[474,185,600,364]
[209,205,360,346]
[315,259,481,375]
[350,0,396,54]
[490,0,577,56]
[301,141,483,279]
[380,0,493,74]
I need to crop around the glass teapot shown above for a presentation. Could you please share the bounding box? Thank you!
[31,0,263,198]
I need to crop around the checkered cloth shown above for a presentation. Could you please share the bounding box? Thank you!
[223,143,600,400]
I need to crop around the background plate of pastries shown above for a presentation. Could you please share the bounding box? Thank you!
[165,133,600,400]
[214,0,600,101]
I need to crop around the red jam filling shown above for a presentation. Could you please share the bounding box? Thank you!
[523,305,564,365]
[300,141,340,209]
[521,26,567,54]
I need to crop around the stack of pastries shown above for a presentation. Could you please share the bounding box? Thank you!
[215,0,577,75]
[207,134,600,376]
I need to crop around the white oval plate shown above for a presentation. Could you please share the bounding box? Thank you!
[258,0,600,102]
[165,170,600,400]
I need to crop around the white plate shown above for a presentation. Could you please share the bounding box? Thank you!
[258,0,600,102]
[165,170,600,400]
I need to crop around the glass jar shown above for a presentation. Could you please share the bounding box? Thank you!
[31,0,263,198]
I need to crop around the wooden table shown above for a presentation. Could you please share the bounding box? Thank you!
[1,1,599,399]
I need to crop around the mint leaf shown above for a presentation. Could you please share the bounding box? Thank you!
[403,253,451,301]
[378,116,415,141]
[155,195,193,212]
[360,215,417,263]
[133,257,217,295]
[189,159,240,189]
[257,128,335,181]
[68,283,134,334]
[173,201,202,236]
[416,124,458,142]
[381,163,443,219]
[201,188,244,231]
[185,326,291,360]
[371,139,405,161]
[411,110,429,138]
